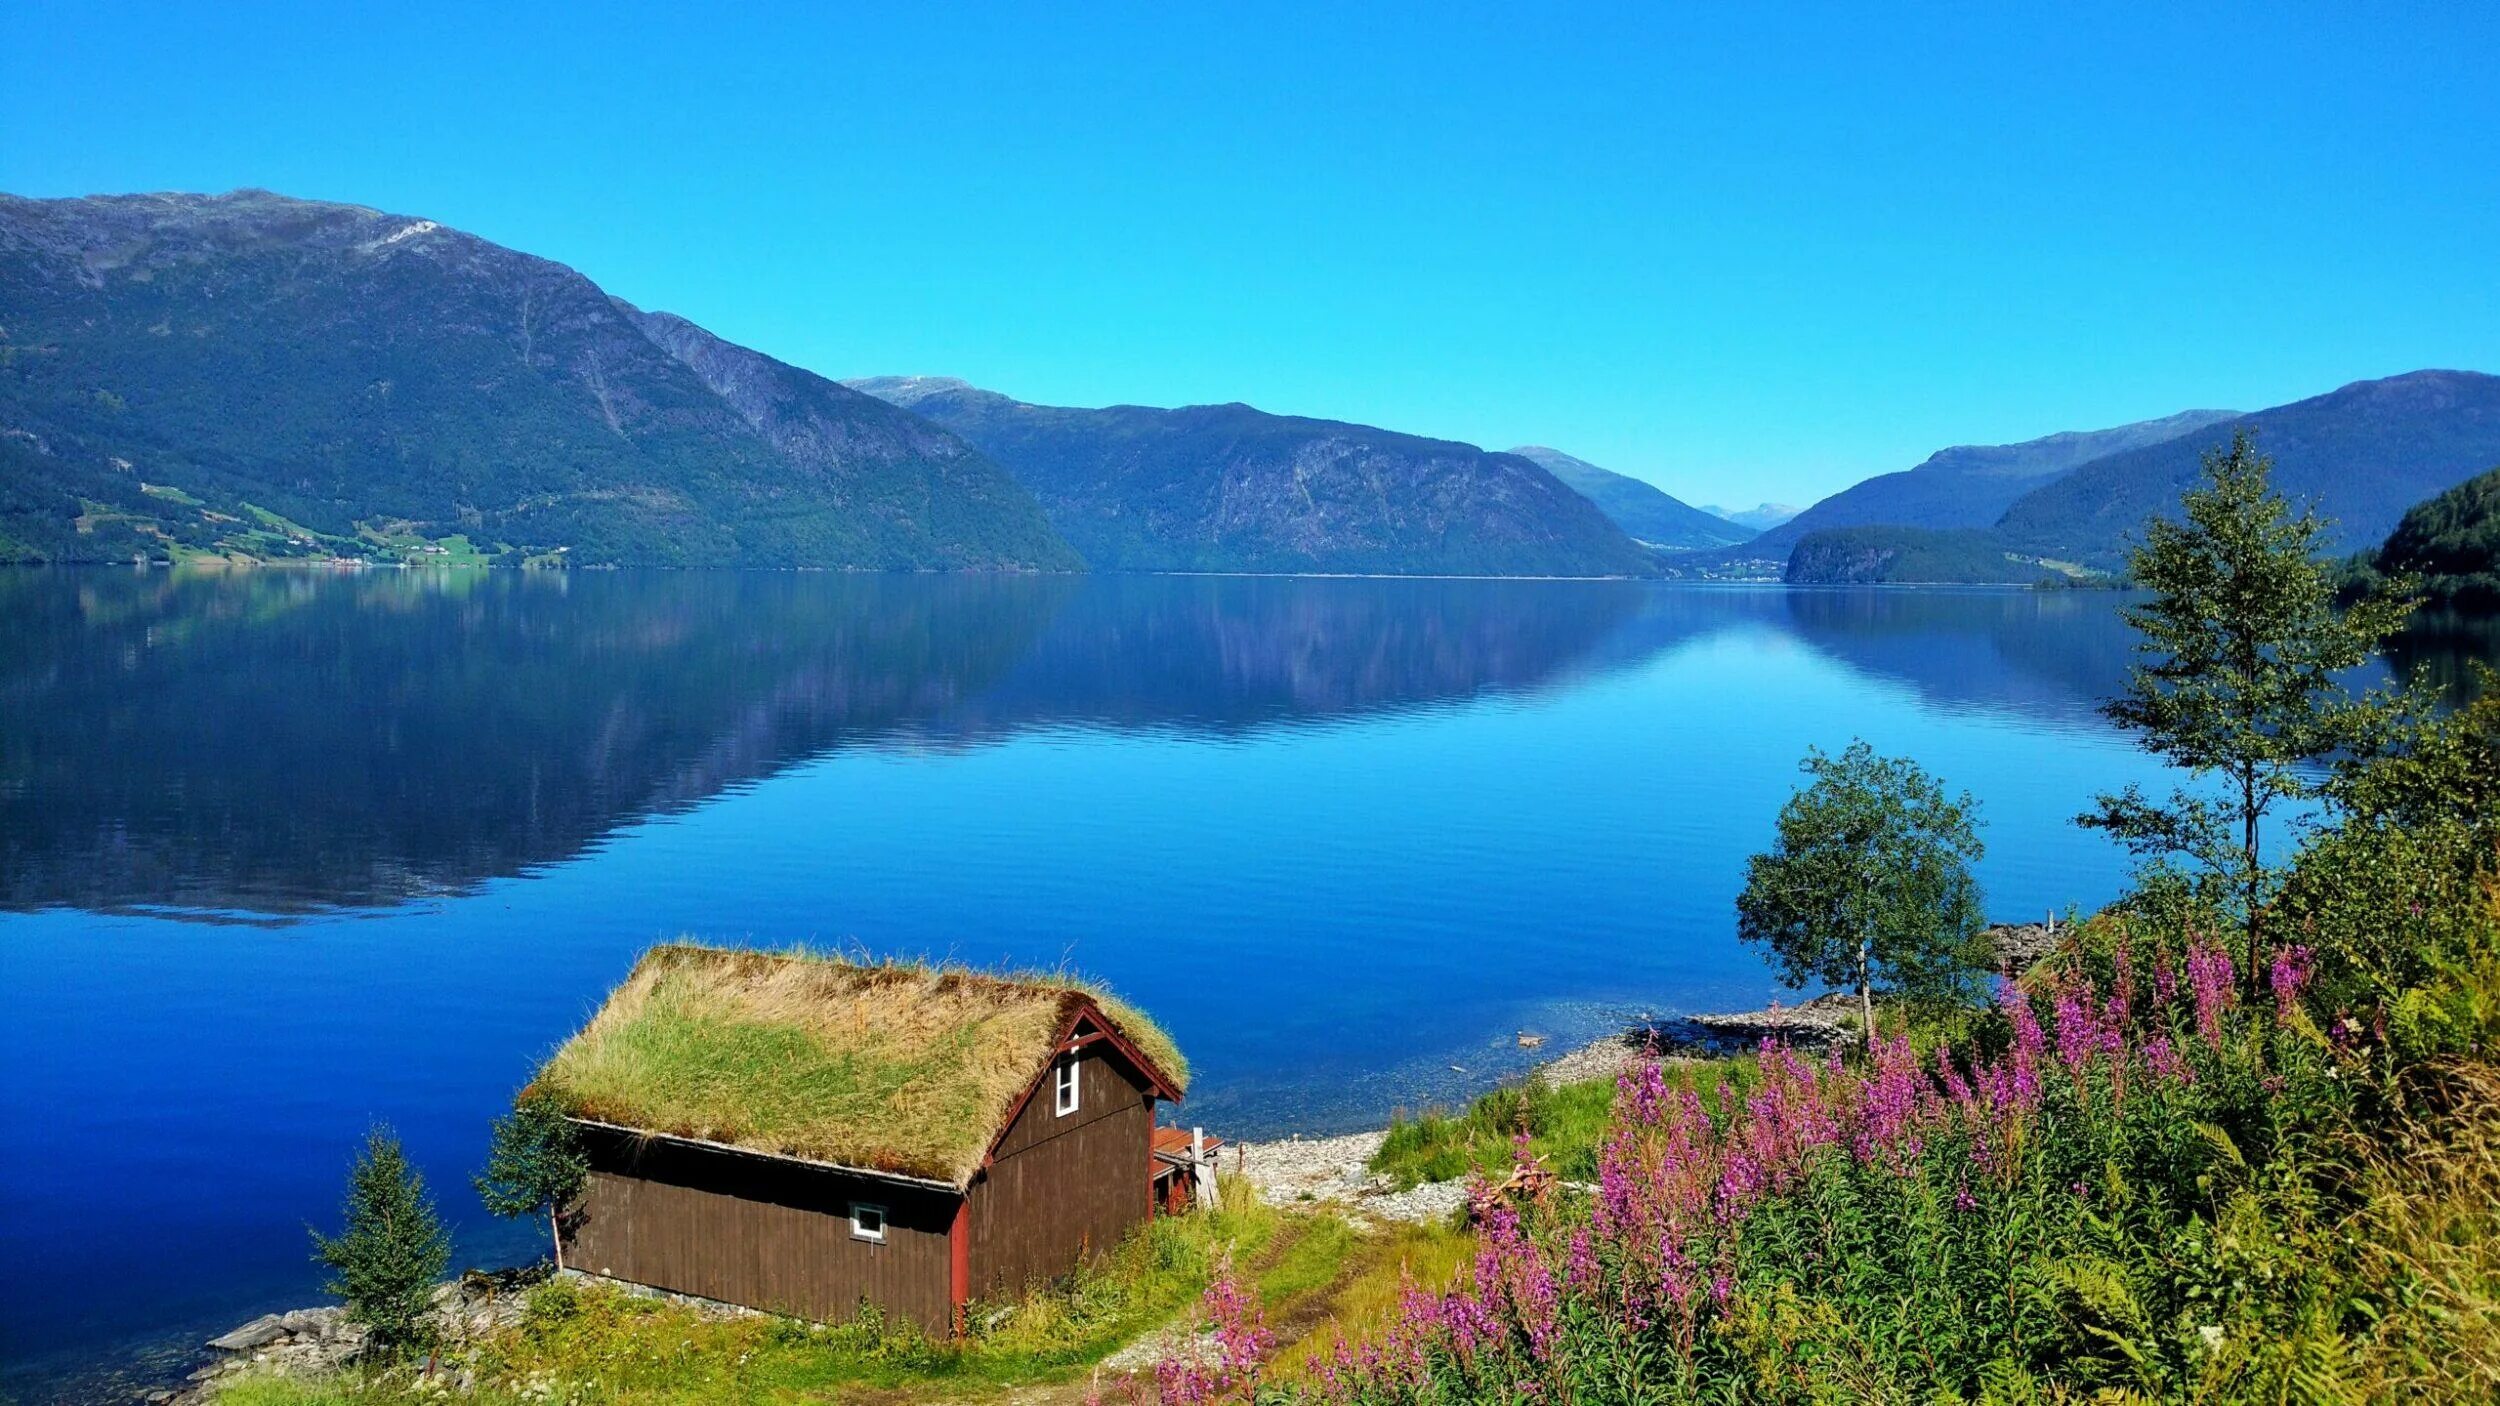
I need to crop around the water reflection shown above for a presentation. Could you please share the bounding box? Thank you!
[3,570,2488,919]
[0,570,1646,915]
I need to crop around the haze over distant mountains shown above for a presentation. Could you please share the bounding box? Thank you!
[1699,502,1800,532]
[846,376,1658,576]
[1740,408,2241,562]
[1503,446,1751,550]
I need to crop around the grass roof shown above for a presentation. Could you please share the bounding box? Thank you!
[529,944,1188,1186]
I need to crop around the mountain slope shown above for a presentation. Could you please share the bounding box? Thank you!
[1742,407,2239,560]
[1997,371,2500,568]
[2357,463,2500,608]
[847,377,1659,576]
[0,190,1074,568]
[1782,526,2066,585]
[1506,446,1750,549]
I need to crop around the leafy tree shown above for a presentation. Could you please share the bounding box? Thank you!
[1736,740,1987,1046]
[310,1126,451,1356]
[476,1094,589,1271]
[2083,430,2414,992]
[2281,668,2500,1046]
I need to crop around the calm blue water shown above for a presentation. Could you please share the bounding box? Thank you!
[2,570,2480,1397]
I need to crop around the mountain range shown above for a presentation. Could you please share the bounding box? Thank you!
[843,377,1658,576]
[1777,371,2500,584]
[1994,370,2500,567]
[0,191,1655,577]
[1700,502,1800,532]
[1740,408,2241,562]
[6,191,2495,587]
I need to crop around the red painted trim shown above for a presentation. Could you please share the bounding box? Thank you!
[977,1000,1184,1185]
[1066,1001,1185,1102]
[949,1197,971,1336]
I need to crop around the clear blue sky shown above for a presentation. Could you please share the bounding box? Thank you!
[7,2,2496,508]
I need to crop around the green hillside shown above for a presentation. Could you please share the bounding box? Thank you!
[0,191,1075,568]
[1783,524,2082,585]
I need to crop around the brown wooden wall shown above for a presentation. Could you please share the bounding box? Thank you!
[966,1039,1156,1298]
[564,1127,960,1332]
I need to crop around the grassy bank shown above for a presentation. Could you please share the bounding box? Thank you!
[209,1174,1476,1406]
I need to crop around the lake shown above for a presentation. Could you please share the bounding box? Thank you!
[2,569,2486,1397]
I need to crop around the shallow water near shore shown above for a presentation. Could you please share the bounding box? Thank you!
[2,569,2486,1398]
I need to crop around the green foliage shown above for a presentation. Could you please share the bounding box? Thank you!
[2367,464,2500,609]
[235,1175,1344,1405]
[310,1127,451,1356]
[474,1096,588,1268]
[1737,739,1988,1033]
[2083,430,2414,985]
[1372,1065,1688,1190]
[2282,677,2500,1058]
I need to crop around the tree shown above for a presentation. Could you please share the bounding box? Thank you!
[1736,740,1987,1047]
[311,1126,451,1356]
[2082,430,2413,992]
[476,1094,589,1271]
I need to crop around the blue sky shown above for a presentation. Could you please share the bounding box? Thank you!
[6,3,2495,508]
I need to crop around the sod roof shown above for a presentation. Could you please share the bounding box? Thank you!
[530,944,1188,1186]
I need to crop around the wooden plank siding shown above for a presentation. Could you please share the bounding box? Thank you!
[965,1030,1160,1290]
[564,1126,959,1332]
[967,1039,1157,1299]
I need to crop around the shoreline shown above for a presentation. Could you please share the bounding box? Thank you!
[96,935,2065,1404]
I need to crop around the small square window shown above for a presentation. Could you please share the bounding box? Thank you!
[1055,1057,1081,1116]
[851,1202,887,1243]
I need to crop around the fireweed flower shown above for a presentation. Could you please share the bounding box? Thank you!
[2270,944,2315,1017]
[2187,942,2236,1049]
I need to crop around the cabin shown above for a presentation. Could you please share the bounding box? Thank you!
[528,944,1192,1333]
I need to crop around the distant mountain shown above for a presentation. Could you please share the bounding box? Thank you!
[1506,446,1750,549]
[1742,408,2239,561]
[0,190,1076,568]
[1998,371,2500,568]
[1700,502,1800,531]
[846,377,1659,576]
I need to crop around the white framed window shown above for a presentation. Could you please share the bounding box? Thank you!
[1055,1056,1081,1117]
[850,1202,887,1243]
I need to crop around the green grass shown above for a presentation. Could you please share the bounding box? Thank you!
[217,1178,1317,1405]
[1370,1054,1768,1189]
[533,944,1189,1184]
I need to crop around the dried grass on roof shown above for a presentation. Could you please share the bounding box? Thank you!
[529,944,1185,1185]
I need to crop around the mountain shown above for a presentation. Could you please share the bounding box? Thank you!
[0,190,1076,569]
[1997,371,2500,568]
[1505,446,1751,549]
[846,377,1659,576]
[1741,408,2239,561]
[1700,502,1800,531]
[2351,463,2500,609]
